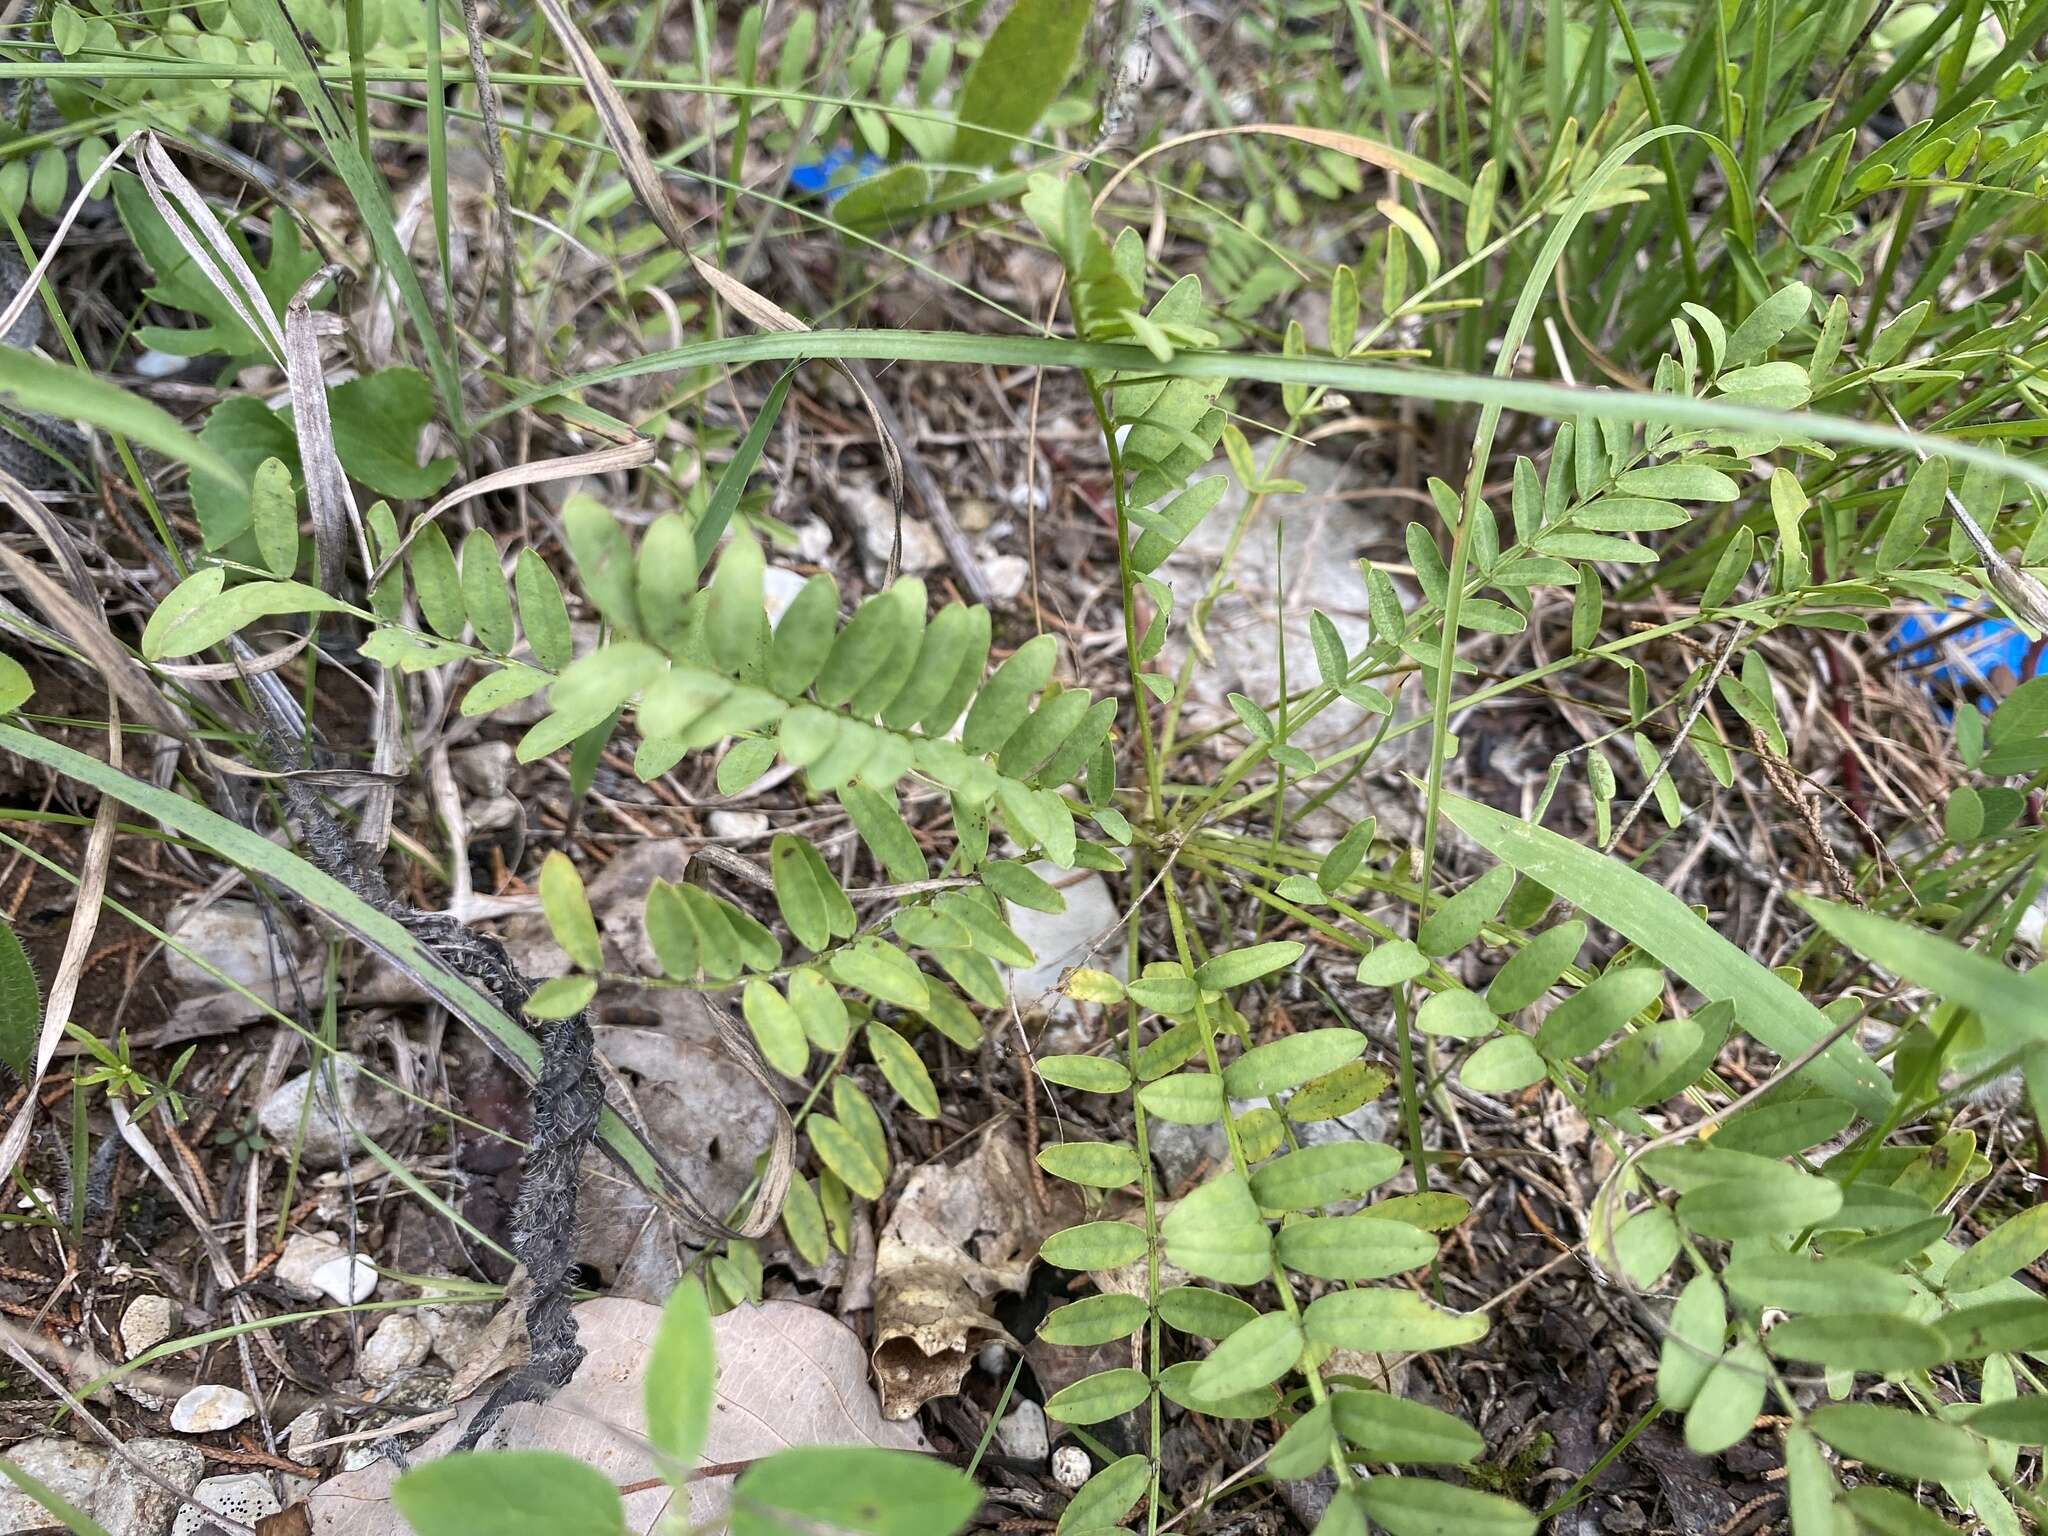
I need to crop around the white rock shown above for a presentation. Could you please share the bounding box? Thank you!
[983,554,1029,604]
[847,485,945,575]
[170,1473,280,1536]
[88,1437,202,1536]
[283,1407,332,1467]
[762,565,808,625]
[1001,866,1126,1014]
[134,348,190,379]
[417,1283,494,1375]
[358,1314,431,1386]
[164,898,292,994]
[257,1054,409,1166]
[795,516,834,563]
[451,741,515,798]
[466,793,524,833]
[122,1293,176,1358]
[313,1253,380,1306]
[0,1439,107,1530]
[275,1232,350,1299]
[1051,1443,1091,1489]
[996,1399,1049,1462]
[707,810,770,840]
[170,1383,254,1434]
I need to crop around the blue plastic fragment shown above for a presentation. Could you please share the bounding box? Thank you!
[788,148,888,201]
[1887,599,2043,709]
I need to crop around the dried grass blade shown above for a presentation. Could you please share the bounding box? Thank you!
[368,435,657,588]
[0,130,145,346]
[281,265,368,602]
[137,135,288,364]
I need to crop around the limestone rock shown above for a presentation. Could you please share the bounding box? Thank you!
[257,1055,409,1166]
[171,1473,280,1536]
[88,1437,202,1536]
[996,1400,1049,1462]
[170,1383,254,1434]
[313,1253,379,1305]
[0,1439,107,1531]
[121,1293,176,1358]
[164,898,292,995]
[358,1315,431,1386]
[1001,865,1125,1015]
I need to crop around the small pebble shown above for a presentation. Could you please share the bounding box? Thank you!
[121,1293,175,1358]
[708,809,770,840]
[1051,1444,1091,1489]
[762,566,808,625]
[312,1253,379,1305]
[996,1399,1049,1463]
[171,1473,280,1536]
[358,1314,431,1386]
[984,554,1029,604]
[169,1383,254,1434]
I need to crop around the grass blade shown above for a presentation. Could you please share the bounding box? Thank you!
[1440,790,1891,1117]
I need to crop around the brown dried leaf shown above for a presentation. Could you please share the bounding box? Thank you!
[871,1129,1078,1419]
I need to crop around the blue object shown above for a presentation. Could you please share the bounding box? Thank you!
[788,148,889,202]
[1888,599,2043,706]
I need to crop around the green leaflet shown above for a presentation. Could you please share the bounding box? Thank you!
[729,1448,979,1536]
[1250,1141,1402,1210]
[865,1022,939,1118]
[644,1279,715,1469]
[1160,1172,1272,1284]
[393,1451,627,1536]
[1223,1028,1364,1098]
[538,851,602,972]
[770,834,856,953]
[1441,793,1890,1116]
[949,0,1089,167]
[1351,1478,1533,1536]
[0,918,39,1079]
[1330,1390,1482,1465]
[1301,1289,1488,1353]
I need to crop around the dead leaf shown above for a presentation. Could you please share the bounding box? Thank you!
[871,1129,1077,1419]
[308,1297,929,1534]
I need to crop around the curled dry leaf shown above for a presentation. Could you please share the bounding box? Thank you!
[307,1297,929,1534]
[872,1128,1079,1419]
